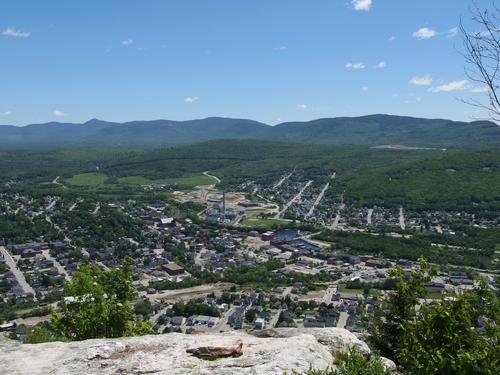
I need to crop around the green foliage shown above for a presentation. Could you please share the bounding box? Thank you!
[1,141,498,212]
[369,258,436,359]
[304,349,391,375]
[315,230,498,269]
[26,325,67,344]
[396,280,500,374]
[51,261,151,341]
[370,259,500,374]
[171,301,220,318]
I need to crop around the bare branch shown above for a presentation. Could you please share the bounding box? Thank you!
[460,1,500,121]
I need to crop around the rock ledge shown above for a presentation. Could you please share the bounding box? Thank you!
[0,328,385,374]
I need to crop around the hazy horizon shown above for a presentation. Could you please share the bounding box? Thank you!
[0,0,492,126]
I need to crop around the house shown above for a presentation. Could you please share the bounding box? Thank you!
[21,249,40,258]
[254,318,266,330]
[170,316,186,326]
[162,262,185,276]
[228,307,245,329]
[189,315,219,327]
[426,282,445,294]
[261,231,274,241]
[0,322,17,332]
[365,259,386,268]
[159,218,176,227]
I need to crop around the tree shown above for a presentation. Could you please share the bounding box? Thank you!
[306,349,391,375]
[51,261,151,341]
[396,279,499,374]
[370,258,500,374]
[245,309,257,323]
[369,257,436,359]
[460,2,500,120]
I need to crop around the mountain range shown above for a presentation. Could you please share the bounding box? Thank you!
[0,114,498,148]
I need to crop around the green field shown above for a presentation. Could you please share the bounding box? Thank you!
[239,218,285,228]
[65,173,108,186]
[118,174,218,189]
[339,287,381,297]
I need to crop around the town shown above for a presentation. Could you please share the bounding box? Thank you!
[1,167,497,340]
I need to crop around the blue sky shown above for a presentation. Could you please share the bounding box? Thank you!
[0,0,493,125]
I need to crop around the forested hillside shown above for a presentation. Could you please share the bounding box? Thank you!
[1,114,498,148]
[1,140,498,211]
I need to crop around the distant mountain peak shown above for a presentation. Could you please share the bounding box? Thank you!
[0,115,497,148]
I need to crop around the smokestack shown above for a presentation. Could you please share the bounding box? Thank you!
[222,191,226,225]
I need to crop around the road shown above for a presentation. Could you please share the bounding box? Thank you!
[275,180,312,219]
[52,176,60,185]
[42,249,71,281]
[305,172,336,219]
[399,207,406,230]
[0,246,37,300]
[46,199,57,211]
[208,306,238,332]
[69,200,79,211]
[269,308,283,328]
[336,311,349,328]
[330,212,341,229]
[367,208,373,225]
[142,283,235,303]
[273,170,294,190]
[322,284,337,304]
[203,171,221,185]
[92,203,101,215]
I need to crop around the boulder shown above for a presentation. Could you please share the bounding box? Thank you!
[0,331,334,375]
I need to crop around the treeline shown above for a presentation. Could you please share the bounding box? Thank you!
[314,230,496,269]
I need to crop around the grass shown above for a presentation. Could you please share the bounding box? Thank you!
[117,174,217,189]
[65,172,108,186]
[64,173,218,190]
[239,218,284,228]
[339,287,381,297]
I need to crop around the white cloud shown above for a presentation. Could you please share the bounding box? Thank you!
[446,27,458,38]
[274,46,288,51]
[297,104,308,110]
[361,86,369,92]
[184,97,200,103]
[0,111,12,116]
[121,38,133,46]
[376,61,386,69]
[429,80,468,92]
[412,27,437,40]
[345,62,365,70]
[388,35,396,42]
[2,27,30,38]
[352,0,372,11]
[469,85,489,93]
[409,75,433,86]
[53,110,68,117]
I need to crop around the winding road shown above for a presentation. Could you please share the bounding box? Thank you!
[203,171,221,185]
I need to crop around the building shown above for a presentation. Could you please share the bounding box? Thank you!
[261,231,274,241]
[162,262,185,276]
[254,318,266,330]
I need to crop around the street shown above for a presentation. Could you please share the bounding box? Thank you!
[0,246,37,300]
